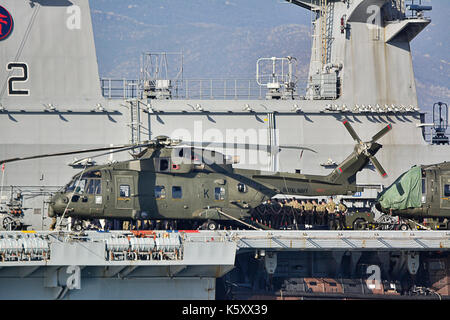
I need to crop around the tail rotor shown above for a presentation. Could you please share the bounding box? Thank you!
[341,120,392,178]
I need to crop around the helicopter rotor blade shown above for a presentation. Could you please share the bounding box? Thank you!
[342,120,361,143]
[76,142,156,162]
[178,141,317,153]
[0,142,155,165]
[370,155,388,177]
[276,144,317,153]
[371,124,393,143]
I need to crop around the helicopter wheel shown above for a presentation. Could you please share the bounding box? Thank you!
[71,219,83,232]
[398,223,410,231]
[205,220,218,231]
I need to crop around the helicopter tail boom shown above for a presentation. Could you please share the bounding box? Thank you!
[326,121,391,186]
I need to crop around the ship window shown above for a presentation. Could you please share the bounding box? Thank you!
[119,185,130,198]
[172,186,182,199]
[215,187,225,200]
[237,183,248,193]
[444,184,450,197]
[155,186,166,199]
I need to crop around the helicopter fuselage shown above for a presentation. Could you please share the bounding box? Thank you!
[44,121,388,225]
[48,157,360,223]
[49,159,274,222]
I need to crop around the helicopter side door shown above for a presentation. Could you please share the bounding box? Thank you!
[196,176,228,210]
[115,175,135,210]
[86,177,104,216]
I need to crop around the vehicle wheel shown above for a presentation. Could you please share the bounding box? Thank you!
[206,220,218,231]
[399,224,410,231]
[353,218,366,230]
[2,216,14,230]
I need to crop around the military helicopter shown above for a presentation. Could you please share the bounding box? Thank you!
[1,121,392,230]
[376,162,450,230]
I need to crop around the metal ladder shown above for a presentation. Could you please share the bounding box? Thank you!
[129,100,142,146]
[311,0,335,68]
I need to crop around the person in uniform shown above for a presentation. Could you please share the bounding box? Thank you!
[263,199,272,227]
[337,199,348,230]
[283,198,294,228]
[290,198,301,228]
[272,199,283,228]
[315,201,326,226]
[311,200,318,225]
[326,197,337,230]
[304,200,313,227]
[299,200,306,226]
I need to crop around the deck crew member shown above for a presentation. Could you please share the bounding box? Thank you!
[337,199,348,230]
[315,201,326,226]
[291,198,302,227]
[326,197,337,230]
[299,200,306,225]
[304,200,314,227]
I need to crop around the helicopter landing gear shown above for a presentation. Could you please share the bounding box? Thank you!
[70,218,98,231]
[71,219,84,232]
[200,220,218,231]
[398,223,410,231]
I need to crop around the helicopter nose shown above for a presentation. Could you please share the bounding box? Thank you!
[49,194,69,216]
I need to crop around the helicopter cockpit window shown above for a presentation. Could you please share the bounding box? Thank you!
[65,179,77,192]
[119,185,130,198]
[444,184,450,197]
[86,179,102,195]
[172,186,182,199]
[237,183,248,193]
[68,179,86,193]
[94,180,101,194]
[155,186,166,199]
[65,171,102,193]
[84,170,101,178]
[215,187,225,200]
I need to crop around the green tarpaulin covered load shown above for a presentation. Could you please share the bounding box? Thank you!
[377,166,422,210]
